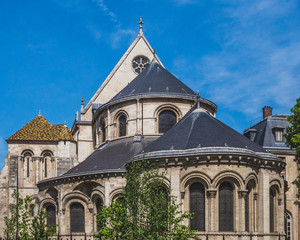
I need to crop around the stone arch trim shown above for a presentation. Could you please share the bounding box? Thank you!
[110,187,124,202]
[270,178,282,193]
[245,173,258,189]
[181,171,212,192]
[62,191,92,213]
[41,150,54,157]
[21,149,34,156]
[153,104,182,119]
[91,189,105,203]
[113,110,130,123]
[212,170,245,189]
[40,198,57,211]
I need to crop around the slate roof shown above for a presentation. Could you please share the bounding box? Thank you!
[244,115,292,151]
[64,137,156,176]
[111,61,196,102]
[7,115,75,142]
[145,108,266,153]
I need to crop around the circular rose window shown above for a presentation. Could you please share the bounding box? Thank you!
[132,56,150,74]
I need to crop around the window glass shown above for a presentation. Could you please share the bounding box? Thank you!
[159,110,177,133]
[119,115,127,137]
[70,202,85,232]
[219,182,234,232]
[190,182,205,231]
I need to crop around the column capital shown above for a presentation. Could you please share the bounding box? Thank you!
[238,189,248,198]
[207,189,217,198]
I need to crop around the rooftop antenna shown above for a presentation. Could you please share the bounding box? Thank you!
[196,90,201,109]
[138,16,144,34]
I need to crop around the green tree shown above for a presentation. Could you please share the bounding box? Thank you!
[286,97,300,196]
[3,189,56,239]
[95,159,199,240]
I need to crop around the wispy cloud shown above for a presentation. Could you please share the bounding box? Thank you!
[174,0,300,121]
[93,0,120,26]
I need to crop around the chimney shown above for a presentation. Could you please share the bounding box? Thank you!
[263,106,272,119]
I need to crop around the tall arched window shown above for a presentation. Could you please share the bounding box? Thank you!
[46,205,56,230]
[100,120,106,143]
[189,182,205,231]
[43,151,52,178]
[70,202,85,233]
[23,152,32,178]
[219,181,234,232]
[158,110,177,133]
[270,189,276,232]
[118,114,127,137]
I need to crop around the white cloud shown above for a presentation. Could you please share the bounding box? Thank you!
[110,28,136,49]
[93,0,120,25]
[174,0,300,120]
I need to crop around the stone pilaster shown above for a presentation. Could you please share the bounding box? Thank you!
[207,189,217,231]
[238,189,248,232]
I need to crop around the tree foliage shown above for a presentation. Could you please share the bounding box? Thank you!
[4,189,56,239]
[95,159,199,240]
[286,97,300,196]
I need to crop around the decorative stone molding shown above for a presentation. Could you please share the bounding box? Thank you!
[207,189,217,198]
[238,189,248,199]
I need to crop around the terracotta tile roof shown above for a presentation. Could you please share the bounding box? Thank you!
[7,115,75,142]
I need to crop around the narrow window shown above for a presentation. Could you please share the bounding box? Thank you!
[45,159,47,178]
[273,128,284,142]
[219,182,234,232]
[158,110,177,133]
[270,189,275,232]
[190,182,205,231]
[46,205,56,230]
[101,120,106,143]
[118,114,127,137]
[24,152,32,178]
[286,212,292,240]
[43,152,52,178]
[245,191,249,232]
[70,202,85,232]
[96,198,103,231]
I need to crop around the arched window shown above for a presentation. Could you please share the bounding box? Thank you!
[118,114,127,137]
[158,110,177,133]
[43,151,52,178]
[270,189,276,232]
[286,212,292,240]
[70,202,85,233]
[23,152,32,178]
[96,198,103,231]
[190,182,205,231]
[100,120,106,143]
[219,182,234,232]
[46,205,56,230]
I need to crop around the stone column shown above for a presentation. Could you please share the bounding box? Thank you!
[257,169,270,240]
[253,193,258,232]
[104,180,111,206]
[207,189,217,231]
[107,108,111,141]
[238,190,248,232]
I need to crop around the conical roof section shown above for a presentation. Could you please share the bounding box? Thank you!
[7,115,75,142]
[111,61,196,101]
[146,108,265,153]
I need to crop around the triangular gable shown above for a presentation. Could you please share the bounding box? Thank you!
[82,33,163,120]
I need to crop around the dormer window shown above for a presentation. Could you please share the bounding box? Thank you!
[273,128,284,142]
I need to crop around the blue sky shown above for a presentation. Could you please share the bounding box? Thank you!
[0,0,300,169]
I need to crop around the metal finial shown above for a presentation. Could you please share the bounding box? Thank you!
[81,97,84,110]
[196,91,201,109]
[138,16,144,34]
[38,110,41,116]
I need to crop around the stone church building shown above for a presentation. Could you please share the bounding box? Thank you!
[0,20,298,240]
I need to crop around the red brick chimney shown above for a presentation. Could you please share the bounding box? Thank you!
[263,106,272,119]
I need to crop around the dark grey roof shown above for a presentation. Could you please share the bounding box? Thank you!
[146,108,266,153]
[64,137,156,176]
[111,61,196,101]
[244,115,292,151]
